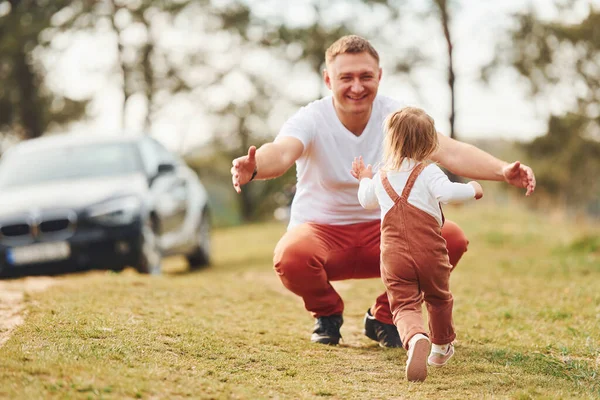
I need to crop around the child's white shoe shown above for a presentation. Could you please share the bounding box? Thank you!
[428,343,454,367]
[405,334,430,382]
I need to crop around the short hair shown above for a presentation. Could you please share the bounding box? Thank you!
[382,107,439,171]
[325,35,380,66]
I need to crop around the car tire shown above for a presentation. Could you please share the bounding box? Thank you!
[109,265,126,273]
[187,208,211,269]
[134,216,162,275]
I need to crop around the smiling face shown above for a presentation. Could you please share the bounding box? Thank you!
[324,52,382,117]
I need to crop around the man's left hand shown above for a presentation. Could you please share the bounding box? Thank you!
[502,161,536,196]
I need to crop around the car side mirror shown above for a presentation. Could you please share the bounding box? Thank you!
[157,163,176,175]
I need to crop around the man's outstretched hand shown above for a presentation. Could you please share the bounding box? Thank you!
[231,146,257,194]
[502,161,536,196]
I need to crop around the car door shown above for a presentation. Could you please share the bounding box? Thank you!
[137,139,189,246]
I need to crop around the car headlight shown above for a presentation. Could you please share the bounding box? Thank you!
[87,196,142,226]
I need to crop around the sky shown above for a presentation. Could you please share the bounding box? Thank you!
[49,0,600,152]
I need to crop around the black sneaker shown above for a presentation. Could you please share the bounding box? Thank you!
[311,314,343,345]
[364,309,402,348]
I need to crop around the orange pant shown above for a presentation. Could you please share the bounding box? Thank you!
[273,219,468,324]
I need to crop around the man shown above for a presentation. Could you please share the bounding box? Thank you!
[230,35,535,348]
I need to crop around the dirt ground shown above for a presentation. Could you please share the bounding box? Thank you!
[0,261,182,348]
[0,276,57,347]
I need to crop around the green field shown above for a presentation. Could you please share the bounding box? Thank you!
[0,202,598,399]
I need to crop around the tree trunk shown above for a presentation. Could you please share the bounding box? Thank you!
[436,0,460,182]
[108,0,130,130]
[14,47,43,139]
[142,41,154,132]
[9,0,43,139]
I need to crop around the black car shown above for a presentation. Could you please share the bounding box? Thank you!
[0,133,211,277]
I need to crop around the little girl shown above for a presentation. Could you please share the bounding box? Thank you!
[351,107,483,382]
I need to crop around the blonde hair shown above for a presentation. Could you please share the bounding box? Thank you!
[382,107,439,171]
[325,35,380,66]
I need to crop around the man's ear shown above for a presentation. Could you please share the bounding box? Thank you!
[323,68,332,90]
[378,67,383,82]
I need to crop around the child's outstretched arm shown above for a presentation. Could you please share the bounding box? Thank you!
[427,164,483,203]
[469,181,484,200]
[351,156,379,210]
[351,156,373,180]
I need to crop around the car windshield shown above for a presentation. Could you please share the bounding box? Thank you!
[0,142,143,188]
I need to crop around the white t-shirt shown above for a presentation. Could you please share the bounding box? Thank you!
[357,160,476,226]
[278,95,403,229]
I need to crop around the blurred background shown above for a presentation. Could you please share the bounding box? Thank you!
[1,0,599,227]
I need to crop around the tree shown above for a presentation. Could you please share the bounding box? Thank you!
[87,0,193,131]
[524,114,600,213]
[484,1,600,214]
[0,0,90,144]
[432,0,456,141]
[431,0,460,182]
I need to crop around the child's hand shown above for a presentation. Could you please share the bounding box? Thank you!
[469,181,484,200]
[351,156,373,180]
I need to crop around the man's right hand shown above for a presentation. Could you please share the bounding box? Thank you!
[231,146,257,193]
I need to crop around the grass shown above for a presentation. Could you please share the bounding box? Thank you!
[0,201,599,399]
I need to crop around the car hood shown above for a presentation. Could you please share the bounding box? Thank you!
[0,174,148,217]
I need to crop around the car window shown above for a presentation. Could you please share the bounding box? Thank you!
[138,138,179,177]
[0,143,143,188]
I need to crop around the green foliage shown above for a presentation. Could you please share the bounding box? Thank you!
[522,114,600,213]
[568,234,600,254]
[0,0,90,139]
[89,0,194,130]
[485,2,600,215]
[185,141,297,225]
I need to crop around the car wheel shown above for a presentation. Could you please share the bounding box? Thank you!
[109,265,126,273]
[134,217,162,275]
[187,209,211,269]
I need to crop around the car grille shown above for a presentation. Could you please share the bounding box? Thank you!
[1,224,30,237]
[0,211,77,242]
[40,219,71,233]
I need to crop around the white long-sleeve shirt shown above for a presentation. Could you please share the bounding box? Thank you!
[358,160,476,226]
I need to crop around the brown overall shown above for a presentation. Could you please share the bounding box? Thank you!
[380,164,456,349]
